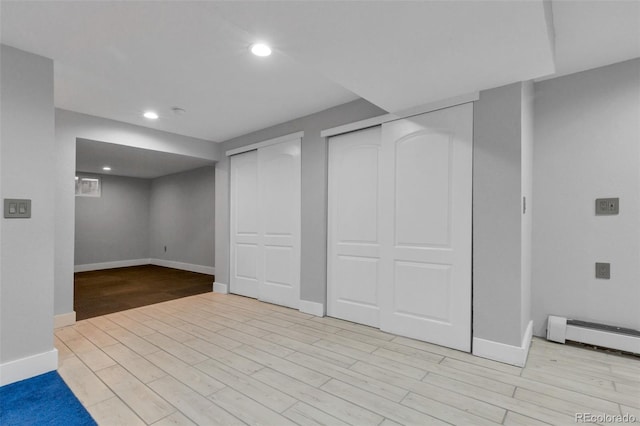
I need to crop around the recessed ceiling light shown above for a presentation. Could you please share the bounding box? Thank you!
[143,111,159,120]
[102,166,111,171]
[250,43,272,57]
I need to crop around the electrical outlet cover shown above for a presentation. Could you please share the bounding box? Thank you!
[595,262,610,279]
[595,198,619,215]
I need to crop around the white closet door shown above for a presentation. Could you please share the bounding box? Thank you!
[379,103,472,352]
[328,126,383,327]
[327,103,472,352]
[258,139,301,309]
[230,150,259,299]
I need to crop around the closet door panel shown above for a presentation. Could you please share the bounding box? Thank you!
[258,139,301,309]
[327,126,382,327]
[394,131,452,247]
[230,150,259,299]
[380,103,472,352]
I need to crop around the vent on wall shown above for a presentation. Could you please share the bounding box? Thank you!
[547,315,640,354]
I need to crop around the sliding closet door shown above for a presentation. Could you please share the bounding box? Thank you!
[327,103,472,351]
[229,138,301,309]
[258,139,301,309]
[230,150,259,298]
[379,103,472,352]
[327,126,383,327]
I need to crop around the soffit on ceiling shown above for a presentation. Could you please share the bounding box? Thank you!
[548,0,640,79]
[212,1,556,113]
[76,138,215,179]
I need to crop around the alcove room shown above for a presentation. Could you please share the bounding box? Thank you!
[73,138,216,320]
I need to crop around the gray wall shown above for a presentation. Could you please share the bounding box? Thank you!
[1,45,55,369]
[215,99,386,303]
[75,174,151,265]
[473,82,531,347]
[150,166,215,267]
[74,167,215,269]
[520,81,534,338]
[55,110,218,316]
[532,59,640,335]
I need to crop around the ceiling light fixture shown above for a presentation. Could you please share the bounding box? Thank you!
[102,166,111,171]
[143,111,159,119]
[250,43,272,57]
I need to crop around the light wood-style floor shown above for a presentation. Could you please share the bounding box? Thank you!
[55,292,640,426]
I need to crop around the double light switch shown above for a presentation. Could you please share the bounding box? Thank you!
[4,199,31,218]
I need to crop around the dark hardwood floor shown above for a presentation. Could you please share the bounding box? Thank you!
[74,265,214,320]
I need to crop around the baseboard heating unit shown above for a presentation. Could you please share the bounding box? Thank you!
[547,315,640,354]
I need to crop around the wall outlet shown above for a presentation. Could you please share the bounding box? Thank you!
[595,262,610,279]
[595,198,619,215]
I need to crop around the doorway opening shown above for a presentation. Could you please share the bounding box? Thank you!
[74,138,216,320]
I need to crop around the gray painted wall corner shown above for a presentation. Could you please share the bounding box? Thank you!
[150,166,215,267]
[531,59,640,336]
[75,174,151,265]
[1,45,56,364]
[473,82,529,348]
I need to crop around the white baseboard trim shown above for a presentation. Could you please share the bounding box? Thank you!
[213,282,229,294]
[299,300,325,317]
[75,258,216,275]
[0,348,59,386]
[54,311,76,329]
[75,258,150,272]
[473,320,533,367]
[150,259,215,275]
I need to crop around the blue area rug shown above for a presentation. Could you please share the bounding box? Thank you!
[0,371,97,425]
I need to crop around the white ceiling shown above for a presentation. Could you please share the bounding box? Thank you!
[76,139,215,179]
[549,0,640,79]
[1,1,639,143]
[213,1,557,113]
[0,1,357,142]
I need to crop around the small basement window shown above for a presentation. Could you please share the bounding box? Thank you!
[75,175,101,197]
